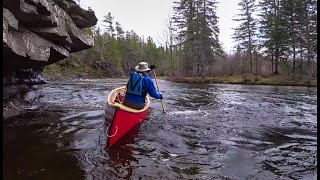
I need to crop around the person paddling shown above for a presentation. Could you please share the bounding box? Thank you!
[123,62,163,110]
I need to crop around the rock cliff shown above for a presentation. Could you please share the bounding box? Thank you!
[3,0,98,119]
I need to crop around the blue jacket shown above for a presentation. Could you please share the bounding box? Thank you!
[125,72,162,103]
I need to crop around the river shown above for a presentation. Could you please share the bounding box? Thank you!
[3,78,317,180]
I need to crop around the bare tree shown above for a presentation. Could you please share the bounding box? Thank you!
[158,16,175,76]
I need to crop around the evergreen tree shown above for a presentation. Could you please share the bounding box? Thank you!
[103,12,115,37]
[233,0,258,74]
[281,0,299,78]
[172,0,222,77]
[115,21,125,71]
[258,0,289,74]
[299,0,317,83]
[258,0,316,78]
[144,37,160,71]
[115,21,125,40]
[123,30,142,68]
[92,26,107,69]
[195,0,223,77]
[172,0,197,76]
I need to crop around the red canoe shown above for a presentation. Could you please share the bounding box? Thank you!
[105,86,150,147]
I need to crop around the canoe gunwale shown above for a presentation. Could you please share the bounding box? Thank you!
[107,86,150,113]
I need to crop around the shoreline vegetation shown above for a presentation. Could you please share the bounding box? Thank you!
[43,65,317,87]
[42,0,317,89]
[166,75,317,87]
[41,3,317,89]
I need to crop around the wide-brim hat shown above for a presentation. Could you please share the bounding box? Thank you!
[135,62,151,72]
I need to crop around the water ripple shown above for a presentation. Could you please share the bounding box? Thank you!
[3,79,317,180]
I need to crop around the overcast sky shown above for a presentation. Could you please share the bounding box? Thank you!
[80,0,240,53]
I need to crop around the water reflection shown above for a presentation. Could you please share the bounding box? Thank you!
[105,124,140,179]
[3,116,85,180]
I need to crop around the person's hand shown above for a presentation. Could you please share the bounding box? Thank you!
[149,65,156,70]
[159,94,164,99]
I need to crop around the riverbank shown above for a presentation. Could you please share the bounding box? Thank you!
[42,58,128,80]
[43,63,317,87]
[166,74,317,87]
[42,61,103,80]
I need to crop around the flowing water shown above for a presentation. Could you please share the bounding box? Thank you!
[3,78,317,180]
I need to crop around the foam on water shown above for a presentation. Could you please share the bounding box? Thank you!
[167,109,206,116]
[3,79,317,180]
[60,110,105,121]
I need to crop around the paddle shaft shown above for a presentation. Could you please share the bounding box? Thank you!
[153,70,166,113]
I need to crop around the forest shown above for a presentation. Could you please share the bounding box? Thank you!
[44,0,317,86]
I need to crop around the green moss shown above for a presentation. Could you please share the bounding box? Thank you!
[43,56,106,80]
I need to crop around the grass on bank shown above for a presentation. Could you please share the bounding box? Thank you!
[43,57,316,87]
[43,58,105,80]
[166,74,317,87]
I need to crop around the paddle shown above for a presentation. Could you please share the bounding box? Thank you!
[153,69,166,113]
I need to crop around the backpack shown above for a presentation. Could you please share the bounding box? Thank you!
[126,73,144,96]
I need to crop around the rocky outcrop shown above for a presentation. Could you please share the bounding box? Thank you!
[3,0,98,119]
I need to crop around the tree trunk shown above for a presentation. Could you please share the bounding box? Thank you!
[255,51,258,75]
[249,49,252,74]
[170,45,173,74]
[185,56,188,77]
[274,48,279,74]
[242,53,247,79]
[271,50,274,74]
[273,0,280,75]
[169,20,174,76]
[201,65,204,78]
[299,61,303,80]
[290,3,296,80]
[197,63,200,77]
[299,44,303,80]
[292,45,296,79]
[305,4,312,85]
[246,2,253,74]
[100,36,107,61]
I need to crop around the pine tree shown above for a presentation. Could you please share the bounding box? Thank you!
[195,0,223,77]
[115,21,124,40]
[145,37,160,69]
[102,12,115,37]
[258,0,289,75]
[300,0,317,83]
[92,26,106,69]
[280,0,298,78]
[172,0,197,76]
[172,0,222,77]
[233,0,258,74]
